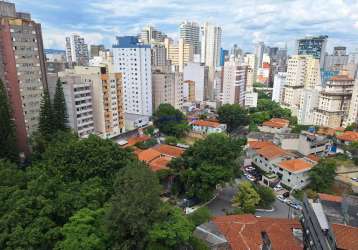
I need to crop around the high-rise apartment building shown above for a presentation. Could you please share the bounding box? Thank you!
[296,35,328,68]
[222,60,247,105]
[164,37,193,72]
[58,66,125,138]
[139,26,166,44]
[272,72,287,103]
[112,36,152,116]
[90,44,105,58]
[151,43,168,68]
[282,55,321,115]
[200,22,222,100]
[346,79,358,126]
[65,34,89,67]
[152,66,183,111]
[298,88,320,125]
[179,21,200,55]
[313,75,354,128]
[323,46,349,71]
[244,53,257,92]
[255,42,265,69]
[0,1,47,155]
[183,62,208,102]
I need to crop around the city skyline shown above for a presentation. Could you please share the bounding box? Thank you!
[14,0,358,53]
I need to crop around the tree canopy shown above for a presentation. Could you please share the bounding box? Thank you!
[0,79,18,162]
[53,79,68,132]
[309,159,337,193]
[232,181,260,214]
[39,89,54,137]
[154,104,189,138]
[217,104,249,132]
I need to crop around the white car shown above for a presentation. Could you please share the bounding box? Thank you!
[277,195,286,203]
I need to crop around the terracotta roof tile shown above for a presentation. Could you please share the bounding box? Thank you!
[256,144,289,160]
[154,144,185,158]
[332,223,358,250]
[278,159,314,173]
[336,131,358,142]
[262,118,289,128]
[192,120,222,128]
[135,148,161,163]
[307,154,320,162]
[212,214,302,250]
[148,156,171,172]
[124,135,151,147]
[318,193,343,203]
[248,141,275,150]
[330,75,354,81]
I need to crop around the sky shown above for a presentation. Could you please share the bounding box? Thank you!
[14,0,358,53]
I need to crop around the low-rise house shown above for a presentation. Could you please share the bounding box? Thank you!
[194,214,303,250]
[259,118,291,134]
[191,120,227,134]
[336,131,358,145]
[277,159,314,189]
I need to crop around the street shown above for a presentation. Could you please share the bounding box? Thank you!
[206,180,294,218]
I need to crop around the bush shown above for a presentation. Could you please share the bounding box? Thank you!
[135,138,157,149]
[165,136,178,145]
[188,207,212,226]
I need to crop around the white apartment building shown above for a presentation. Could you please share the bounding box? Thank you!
[222,60,247,105]
[298,88,320,125]
[313,75,354,128]
[164,38,193,72]
[345,79,358,126]
[272,72,287,103]
[179,21,200,55]
[112,36,153,117]
[255,42,265,69]
[183,62,208,102]
[65,34,89,67]
[139,26,166,44]
[244,91,258,108]
[282,55,321,116]
[152,67,183,111]
[58,74,95,138]
[201,22,222,100]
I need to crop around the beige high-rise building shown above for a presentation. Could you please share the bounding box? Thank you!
[152,66,183,111]
[313,75,354,128]
[222,60,247,105]
[345,79,358,126]
[58,66,125,138]
[282,55,321,115]
[164,38,193,72]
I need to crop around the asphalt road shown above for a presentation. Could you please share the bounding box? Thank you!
[206,180,294,218]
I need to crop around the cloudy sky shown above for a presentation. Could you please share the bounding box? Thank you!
[14,0,358,53]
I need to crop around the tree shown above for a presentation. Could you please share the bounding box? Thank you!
[39,89,54,137]
[106,162,162,249]
[346,141,358,165]
[0,79,18,162]
[309,159,337,193]
[55,208,108,250]
[154,104,189,138]
[345,123,357,131]
[217,104,249,132]
[232,181,260,214]
[188,207,211,226]
[256,185,275,209]
[147,204,194,249]
[53,79,68,131]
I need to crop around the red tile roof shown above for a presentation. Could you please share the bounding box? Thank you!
[154,144,185,158]
[212,214,302,250]
[248,141,275,150]
[192,120,222,128]
[318,193,343,203]
[278,159,314,173]
[336,131,358,142]
[330,75,354,81]
[256,144,289,160]
[332,223,358,250]
[262,118,289,128]
[307,154,320,162]
[148,156,171,172]
[124,135,151,147]
[135,148,161,163]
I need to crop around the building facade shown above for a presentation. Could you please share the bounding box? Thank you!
[222,60,247,105]
[164,37,193,72]
[0,1,47,155]
[179,21,200,55]
[183,62,208,102]
[272,72,287,103]
[346,79,358,126]
[112,36,153,116]
[65,34,89,67]
[296,35,328,68]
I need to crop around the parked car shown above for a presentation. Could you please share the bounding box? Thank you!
[179,197,199,208]
[277,195,287,203]
[351,177,358,182]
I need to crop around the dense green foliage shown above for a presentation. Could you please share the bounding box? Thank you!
[39,89,54,137]
[0,79,18,162]
[135,138,158,149]
[217,104,250,132]
[346,141,358,165]
[188,207,212,226]
[232,181,261,214]
[345,123,357,131]
[154,104,189,137]
[171,133,245,201]
[309,159,337,193]
[255,185,275,209]
[53,79,68,132]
